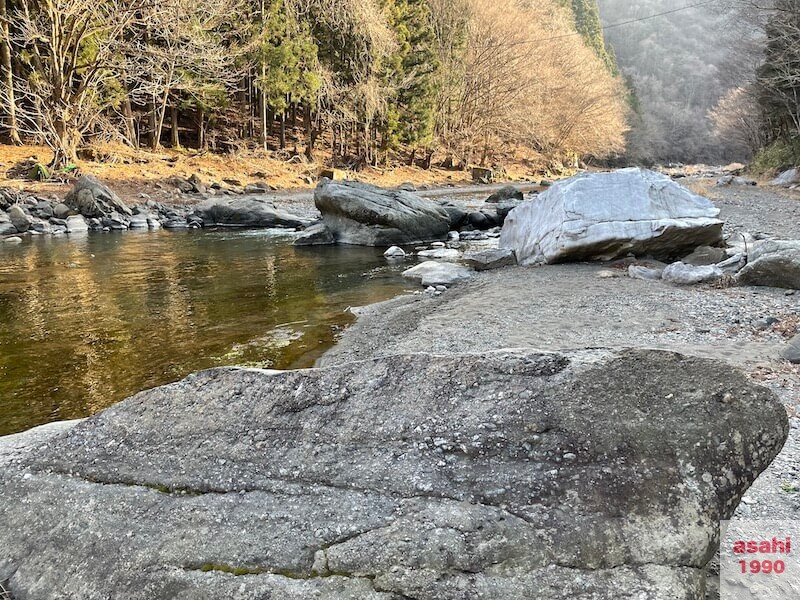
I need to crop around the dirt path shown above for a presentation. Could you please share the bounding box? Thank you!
[322,182,800,523]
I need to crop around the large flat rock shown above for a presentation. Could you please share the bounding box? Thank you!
[191,198,312,229]
[0,349,786,599]
[315,180,451,246]
[500,168,723,265]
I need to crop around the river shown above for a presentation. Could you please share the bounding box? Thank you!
[0,229,409,436]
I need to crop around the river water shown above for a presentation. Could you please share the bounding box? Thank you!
[0,229,409,436]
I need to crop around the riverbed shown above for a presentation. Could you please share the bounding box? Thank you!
[0,229,409,436]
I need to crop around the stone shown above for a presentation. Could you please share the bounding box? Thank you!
[244,182,271,194]
[437,203,467,229]
[781,334,800,364]
[485,185,524,203]
[102,211,130,230]
[128,214,150,229]
[2,236,22,243]
[7,205,32,233]
[463,248,517,271]
[162,218,189,229]
[315,180,450,246]
[65,176,132,218]
[471,166,494,183]
[662,261,724,285]
[398,182,417,192]
[53,203,71,219]
[0,210,17,235]
[736,240,800,289]
[188,174,206,194]
[682,245,727,266]
[64,215,88,233]
[191,198,312,229]
[769,168,799,187]
[32,200,54,219]
[293,223,335,246]
[384,246,406,258]
[319,168,346,181]
[716,175,757,187]
[169,176,194,193]
[468,211,491,230]
[628,265,665,281]
[500,168,724,265]
[147,216,162,230]
[0,350,787,600]
[417,248,460,261]
[494,201,521,224]
[402,261,474,286]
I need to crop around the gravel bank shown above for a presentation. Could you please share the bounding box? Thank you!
[322,182,800,523]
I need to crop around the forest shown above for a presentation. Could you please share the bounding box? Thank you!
[0,0,627,171]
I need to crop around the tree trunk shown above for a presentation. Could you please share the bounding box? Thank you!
[198,107,207,150]
[122,95,137,148]
[303,104,315,161]
[409,147,417,167]
[147,102,158,149]
[0,0,21,144]
[279,112,286,149]
[170,103,180,148]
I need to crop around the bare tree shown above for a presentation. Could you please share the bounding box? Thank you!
[0,0,21,144]
[8,0,145,166]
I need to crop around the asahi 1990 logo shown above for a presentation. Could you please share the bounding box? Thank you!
[721,521,800,598]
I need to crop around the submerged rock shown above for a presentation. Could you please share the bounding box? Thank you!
[0,349,787,599]
[315,180,450,246]
[500,168,723,265]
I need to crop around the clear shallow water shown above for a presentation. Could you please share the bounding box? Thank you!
[0,230,409,436]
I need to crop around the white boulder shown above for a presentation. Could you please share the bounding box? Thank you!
[402,261,474,287]
[499,168,723,265]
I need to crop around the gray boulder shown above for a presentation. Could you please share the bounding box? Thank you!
[293,223,335,246]
[682,245,727,266]
[737,240,800,289]
[191,198,312,229]
[0,349,787,600]
[402,261,474,286]
[65,175,132,218]
[53,202,72,219]
[628,265,665,281]
[769,168,799,187]
[7,205,32,233]
[500,168,724,265]
[64,215,88,233]
[662,261,724,285]
[417,248,460,261]
[437,202,467,229]
[485,185,524,203]
[315,180,450,246]
[0,210,18,235]
[384,246,406,258]
[463,248,517,271]
[781,334,800,364]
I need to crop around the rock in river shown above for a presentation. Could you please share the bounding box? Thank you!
[500,168,723,265]
[65,175,132,218]
[0,349,787,599]
[191,198,312,229]
[315,180,450,246]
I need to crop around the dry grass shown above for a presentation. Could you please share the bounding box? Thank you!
[0,142,547,205]
[0,580,13,600]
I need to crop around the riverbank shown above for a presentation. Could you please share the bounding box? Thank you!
[320,181,800,526]
[0,143,549,208]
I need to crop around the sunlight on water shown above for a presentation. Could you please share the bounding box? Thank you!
[0,230,409,435]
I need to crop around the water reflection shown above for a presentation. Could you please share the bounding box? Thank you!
[0,230,408,435]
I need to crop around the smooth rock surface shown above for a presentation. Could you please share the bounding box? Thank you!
[384,246,406,258]
[737,240,800,289]
[191,198,311,229]
[769,168,799,187]
[65,175,132,218]
[628,265,665,281]
[7,205,32,233]
[64,215,88,233]
[315,180,450,246]
[463,248,517,271]
[500,168,723,265]
[0,350,787,599]
[682,245,727,266]
[293,223,335,246]
[485,185,524,203]
[402,261,474,286]
[417,248,460,261]
[662,262,724,285]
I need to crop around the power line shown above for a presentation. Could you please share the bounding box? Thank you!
[478,0,718,49]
